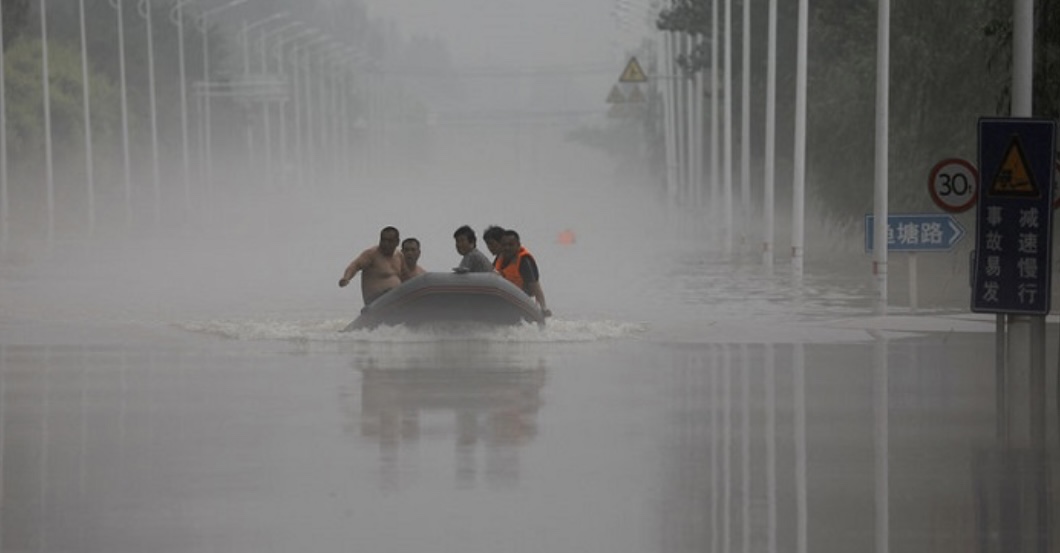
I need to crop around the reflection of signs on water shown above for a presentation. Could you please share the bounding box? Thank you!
[357,364,546,488]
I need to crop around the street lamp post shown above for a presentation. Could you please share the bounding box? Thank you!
[40,0,56,244]
[170,0,197,217]
[300,36,334,191]
[137,0,161,227]
[78,0,95,236]
[258,21,303,187]
[0,0,8,250]
[273,28,319,189]
[196,0,248,201]
[106,0,133,229]
[238,12,288,172]
[291,34,331,191]
[321,46,355,185]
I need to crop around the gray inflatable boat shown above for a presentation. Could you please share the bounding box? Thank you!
[343,272,546,331]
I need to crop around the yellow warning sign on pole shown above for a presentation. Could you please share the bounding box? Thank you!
[619,57,647,83]
[989,137,1040,197]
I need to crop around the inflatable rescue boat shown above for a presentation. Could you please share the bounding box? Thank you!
[343,272,546,331]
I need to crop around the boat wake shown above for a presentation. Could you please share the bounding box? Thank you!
[177,317,646,343]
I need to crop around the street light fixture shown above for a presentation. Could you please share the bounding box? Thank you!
[106,0,133,229]
[235,13,288,174]
[196,0,248,198]
[272,27,320,185]
[40,0,56,244]
[240,12,289,76]
[256,21,304,185]
[170,0,197,216]
[137,0,162,227]
[294,34,333,191]
[78,0,96,235]
[0,0,8,250]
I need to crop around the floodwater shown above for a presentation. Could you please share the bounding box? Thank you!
[0,195,1057,553]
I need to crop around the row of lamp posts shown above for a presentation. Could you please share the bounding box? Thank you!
[0,0,374,249]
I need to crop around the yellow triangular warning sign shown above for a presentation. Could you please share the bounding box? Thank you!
[619,57,647,83]
[627,84,645,103]
[989,137,1040,197]
[606,84,626,104]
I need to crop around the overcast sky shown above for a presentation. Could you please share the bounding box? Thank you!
[360,0,648,69]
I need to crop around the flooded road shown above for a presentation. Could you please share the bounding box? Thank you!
[0,175,1056,552]
[1,230,1055,552]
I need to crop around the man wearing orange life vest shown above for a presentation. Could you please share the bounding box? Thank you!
[495,229,551,318]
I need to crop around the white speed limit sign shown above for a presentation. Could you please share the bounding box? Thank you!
[929,158,978,213]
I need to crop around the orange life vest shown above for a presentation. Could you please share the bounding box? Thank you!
[495,246,532,293]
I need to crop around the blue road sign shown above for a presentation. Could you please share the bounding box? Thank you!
[971,118,1056,315]
[864,213,966,252]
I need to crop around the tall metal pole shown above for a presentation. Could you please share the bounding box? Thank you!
[239,13,288,178]
[78,0,95,236]
[199,17,212,197]
[40,0,55,244]
[1010,0,1045,454]
[0,0,8,251]
[108,0,133,229]
[196,0,248,203]
[710,0,719,231]
[692,34,704,209]
[723,0,733,256]
[274,28,317,184]
[873,0,890,316]
[740,0,751,249]
[259,23,302,188]
[1012,0,1033,116]
[171,1,194,217]
[298,36,332,191]
[138,0,161,227]
[662,32,677,204]
[793,0,809,283]
[763,0,777,271]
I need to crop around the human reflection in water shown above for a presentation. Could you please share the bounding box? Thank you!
[357,359,546,489]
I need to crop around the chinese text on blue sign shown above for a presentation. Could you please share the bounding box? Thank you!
[971,118,1055,315]
[864,214,965,252]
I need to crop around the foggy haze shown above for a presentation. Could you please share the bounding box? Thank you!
[1,2,1057,552]
[361,0,626,69]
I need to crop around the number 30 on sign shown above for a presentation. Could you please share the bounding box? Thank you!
[929,158,978,213]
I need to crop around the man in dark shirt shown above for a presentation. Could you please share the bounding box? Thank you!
[453,225,494,273]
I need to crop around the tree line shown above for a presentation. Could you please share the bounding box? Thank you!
[0,0,452,239]
[584,0,1058,223]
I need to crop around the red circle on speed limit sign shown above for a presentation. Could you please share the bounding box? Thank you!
[929,158,978,213]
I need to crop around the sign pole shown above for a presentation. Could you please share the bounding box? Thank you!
[872,0,890,316]
[907,252,917,313]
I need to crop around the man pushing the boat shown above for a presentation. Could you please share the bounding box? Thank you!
[339,226,405,306]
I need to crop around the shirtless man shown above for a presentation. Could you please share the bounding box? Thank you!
[339,226,405,305]
[400,238,427,280]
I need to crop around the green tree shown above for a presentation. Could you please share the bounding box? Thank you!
[1,0,30,49]
[985,0,1060,118]
[655,0,1010,222]
[3,35,121,230]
